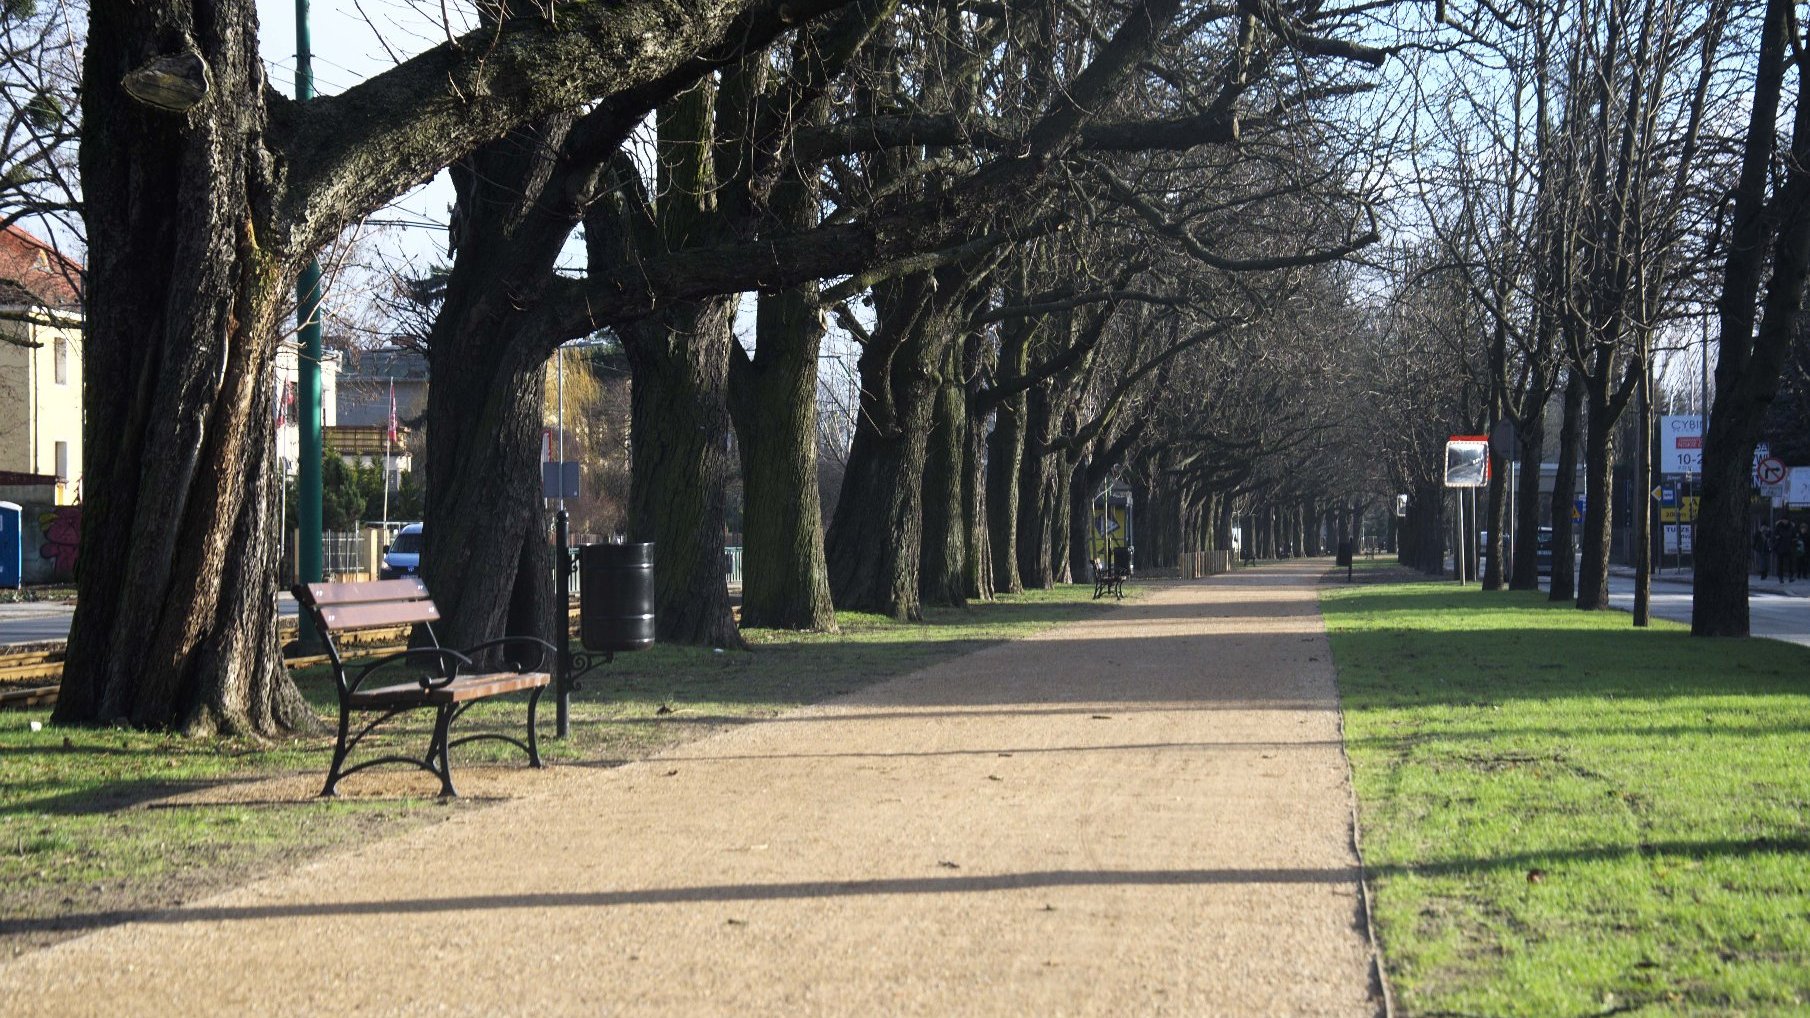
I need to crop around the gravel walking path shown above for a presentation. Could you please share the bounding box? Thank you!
[0,561,1382,1016]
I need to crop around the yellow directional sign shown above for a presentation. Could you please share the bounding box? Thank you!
[1659,496,1699,523]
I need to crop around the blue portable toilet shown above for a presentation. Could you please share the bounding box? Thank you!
[0,501,20,588]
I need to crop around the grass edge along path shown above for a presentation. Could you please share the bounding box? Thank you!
[0,583,1134,958]
[1322,581,1810,1017]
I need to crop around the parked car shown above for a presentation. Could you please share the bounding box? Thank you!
[1479,526,1556,577]
[380,523,422,579]
[1534,526,1555,576]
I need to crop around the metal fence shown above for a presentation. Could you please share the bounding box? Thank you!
[323,531,365,579]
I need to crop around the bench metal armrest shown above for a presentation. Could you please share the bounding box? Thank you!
[458,636,557,673]
[350,647,474,693]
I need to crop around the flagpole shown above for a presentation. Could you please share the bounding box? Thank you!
[381,379,393,535]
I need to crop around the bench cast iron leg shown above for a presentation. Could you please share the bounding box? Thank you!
[432,706,457,797]
[526,686,545,767]
[320,708,352,797]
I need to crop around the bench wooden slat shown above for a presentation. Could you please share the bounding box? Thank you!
[349,672,551,708]
[318,599,440,631]
[305,578,430,606]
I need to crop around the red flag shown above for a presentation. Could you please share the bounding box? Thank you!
[387,380,398,443]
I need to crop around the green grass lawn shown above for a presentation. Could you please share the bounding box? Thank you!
[0,584,1126,956]
[1322,582,1810,1017]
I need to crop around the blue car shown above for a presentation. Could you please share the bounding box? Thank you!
[380,523,422,579]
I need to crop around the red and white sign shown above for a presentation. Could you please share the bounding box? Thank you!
[1757,456,1788,487]
[1444,435,1490,488]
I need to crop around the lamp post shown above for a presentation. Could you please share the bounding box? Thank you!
[293,0,325,649]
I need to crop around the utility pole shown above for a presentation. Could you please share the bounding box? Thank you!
[294,0,324,648]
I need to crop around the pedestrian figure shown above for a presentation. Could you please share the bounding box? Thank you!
[1776,519,1795,581]
[1755,528,1770,578]
[1797,523,1809,582]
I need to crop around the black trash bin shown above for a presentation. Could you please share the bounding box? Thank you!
[579,543,655,652]
[1112,545,1133,576]
[1336,541,1353,567]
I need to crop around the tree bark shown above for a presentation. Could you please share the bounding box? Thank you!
[919,365,968,607]
[1549,367,1584,602]
[624,297,743,647]
[420,115,578,654]
[962,335,995,602]
[57,0,855,733]
[1695,0,1810,637]
[986,319,1030,595]
[1509,410,1547,590]
[825,274,951,618]
[1017,382,1060,589]
[731,284,837,630]
[59,3,315,735]
[1576,384,1616,610]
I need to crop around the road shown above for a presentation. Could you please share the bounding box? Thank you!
[0,596,299,647]
[1590,570,1810,647]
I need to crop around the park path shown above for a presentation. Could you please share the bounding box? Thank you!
[0,561,1382,1016]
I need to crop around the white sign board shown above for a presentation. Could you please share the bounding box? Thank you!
[1663,525,1695,555]
[1790,467,1810,507]
[1659,415,1703,474]
[1444,440,1489,488]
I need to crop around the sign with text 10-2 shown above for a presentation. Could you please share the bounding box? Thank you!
[1660,414,1703,474]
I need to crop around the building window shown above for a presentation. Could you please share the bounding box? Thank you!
[53,337,67,385]
[54,441,68,481]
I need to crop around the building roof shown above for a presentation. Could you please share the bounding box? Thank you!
[0,225,81,310]
[339,346,429,383]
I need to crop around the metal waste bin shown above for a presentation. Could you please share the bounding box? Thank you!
[578,542,654,652]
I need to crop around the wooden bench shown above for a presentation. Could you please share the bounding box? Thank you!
[293,578,553,798]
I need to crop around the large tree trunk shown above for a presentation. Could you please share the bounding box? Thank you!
[420,116,577,653]
[826,277,950,618]
[624,297,743,647]
[58,6,315,735]
[421,341,555,653]
[1017,383,1059,589]
[57,0,857,734]
[1695,0,1810,637]
[919,367,968,607]
[1402,482,1445,574]
[1576,385,1616,610]
[1048,448,1076,583]
[963,336,995,602]
[622,83,742,648]
[1548,367,1585,602]
[1482,441,1509,589]
[1508,367,1549,590]
[731,285,837,631]
[986,328,1030,594]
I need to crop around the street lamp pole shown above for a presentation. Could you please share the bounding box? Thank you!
[294,0,324,648]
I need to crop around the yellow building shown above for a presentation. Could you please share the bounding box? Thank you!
[0,227,82,505]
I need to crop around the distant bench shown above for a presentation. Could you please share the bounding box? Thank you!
[292,578,553,798]
[1093,547,1133,600]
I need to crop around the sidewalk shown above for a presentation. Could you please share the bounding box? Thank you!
[1607,563,1810,598]
[0,563,1382,1016]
